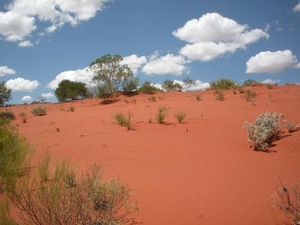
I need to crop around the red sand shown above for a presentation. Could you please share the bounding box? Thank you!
[6,85,300,224]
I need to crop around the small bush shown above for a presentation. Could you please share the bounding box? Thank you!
[244,90,256,102]
[284,120,300,133]
[209,78,237,90]
[156,106,167,124]
[148,96,156,102]
[69,106,75,112]
[195,95,201,101]
[0,111,15,120]
[115,113,131,130]
[31,105,47,116]
[138,81,161,94]
[124,99,129,104]
[215,90,224,101]
[19,112,26,117]
[243,111,283,151]
[174,110,186,123]
[22,117,27,123]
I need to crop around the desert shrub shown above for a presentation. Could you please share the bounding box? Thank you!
[284,120,300,133]
[55,80,88,102]
[209,78,237,90]
[271,178,300,225]
[22,117,27,123]
[0,155,138,225]
[115,113,131,130]
[0,111,15,120]
[156,106,167,124]
[148,96,156,102]
[195,94,201,101]
[162,79,182,92]
[215,90,224,101]
[174,110,186,123]
[31,105,47,116]
[243,111,283,151]
[137,81,161,94]
[69,106,75,112]
[243,79,257,86]
[244,90,256,102]
[0,119,31,192]
[238,86,244,93]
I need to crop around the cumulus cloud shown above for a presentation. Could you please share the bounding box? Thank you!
[246,50,300,74]
[0,66,16,77]
[120,54,147,74]
[41,92,55,99]
[18,40,33,47]
[0,0,111,45]
[48,67,94,89]
[21,95,32,102]
[261,79,280,84]
[293,2,300,12]
[6,77,40,92]
[142,52,190,75]
[173,12,269,61]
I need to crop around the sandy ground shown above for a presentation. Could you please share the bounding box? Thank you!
[4,85,300,225]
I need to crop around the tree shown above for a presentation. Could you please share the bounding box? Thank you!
[162,79,182,92]
[182,76,195,89]
[55,80,88,102]
[243,79,257,86]
[90,54,138,99]
[0,82,12,106]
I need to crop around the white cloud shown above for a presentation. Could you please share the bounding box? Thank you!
[6,77,40,92]
[173,12,269,61]
[246,50,300,74]
[293,2,300,12]
[0,0,111,45]
[41,92,55,99]
[261,79,280,84]
[142,52,189,75]
[120,54,147,74]
[0,66,16,77]
[18,40,33,47]
[48,67,94,89]
[21,95,32,102]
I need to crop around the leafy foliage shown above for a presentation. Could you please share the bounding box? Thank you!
[55,80,88,102]
[243,111,283,151]
[0,82,12,106]
[31,105,47,116]
[162,79,182,92]
[90,54,138,99]
[243,79,257,86]
[209,78,237,90]
[0,155,138,225]
[137,81,162,94]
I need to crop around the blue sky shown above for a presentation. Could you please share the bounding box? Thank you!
[1,0,300,104]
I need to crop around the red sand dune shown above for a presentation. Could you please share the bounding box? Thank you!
[6,85,300,224]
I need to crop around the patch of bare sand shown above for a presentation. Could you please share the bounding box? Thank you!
[5,85,300,225]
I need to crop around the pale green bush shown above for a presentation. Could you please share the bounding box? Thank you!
[243,111,283,151]
[31,105,47,116]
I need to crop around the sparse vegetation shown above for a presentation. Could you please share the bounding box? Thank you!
[148,96,156,102]
[271,177,300,225]
[0,154,138,225]
[174,110,186,123]
[0,111,15,120]
[215,90,224,101]
[115,113,131,130]
[69,106,75,112]
[244,90,257,102]
[243,79,257,86]
[243,111,283,151]
[284,120,300,133]
[31,105,47,116]
[137,81,161,94]
[269,93,273,101]
[162,79,182,92]
[156,106,167,124]
[195,94,201,101]
[209,78,237,90]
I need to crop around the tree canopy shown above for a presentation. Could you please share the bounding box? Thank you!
[55,80,88,102]
[0,81,12,106]
[90,54,139,99]
[162,79,182,92]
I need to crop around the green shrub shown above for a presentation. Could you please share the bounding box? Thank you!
[244,90,256,102]
[162,79,182,92]
[0,120,31,192]
[0,111,15,120]
[209,78,237,90]
[156,106,167,124]
[31,105,47,116]
[137,81,161,94]
[0,155,138,225]
[174,110,186,123]
[243,111,283,151]
[243,79,257,86]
